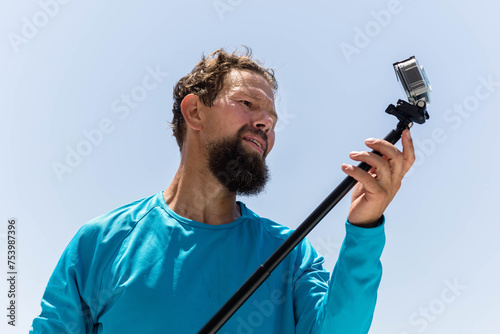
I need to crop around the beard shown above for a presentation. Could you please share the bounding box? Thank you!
[206,125,270,196]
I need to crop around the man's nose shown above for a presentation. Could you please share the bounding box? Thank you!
[252,111,274,134]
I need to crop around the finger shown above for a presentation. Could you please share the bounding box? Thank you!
[349,151,391,181]
[341,163,383,195]
[364,138,404,178]
[401,129,415,174]
[368,166,378,179]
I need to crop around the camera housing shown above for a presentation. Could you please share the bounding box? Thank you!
[393,56,431,105]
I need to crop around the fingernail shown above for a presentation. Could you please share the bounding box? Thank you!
[366,138,376,144]
[342,164,352,170]
[350,151,360,156]
[406,130,412,140]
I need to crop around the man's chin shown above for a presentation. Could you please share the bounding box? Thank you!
[207,132,270,196]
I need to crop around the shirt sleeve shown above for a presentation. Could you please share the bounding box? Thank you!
[294,218,386,334]
[30,224,103,334]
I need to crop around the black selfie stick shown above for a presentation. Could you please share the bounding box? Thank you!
[197,99,429,334]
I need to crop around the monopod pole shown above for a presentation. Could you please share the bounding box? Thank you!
[198,107,422,333]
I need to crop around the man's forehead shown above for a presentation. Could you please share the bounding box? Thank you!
[225,70,274,100]
[225,70,276,117]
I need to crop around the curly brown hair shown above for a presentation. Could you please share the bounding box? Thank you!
[171,47,278,150]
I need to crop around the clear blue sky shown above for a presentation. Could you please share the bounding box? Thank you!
[1,0,499,332]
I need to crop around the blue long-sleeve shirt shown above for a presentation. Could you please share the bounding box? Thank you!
[30,191,385,333]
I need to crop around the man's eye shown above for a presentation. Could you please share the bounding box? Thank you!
[241,100,252,107]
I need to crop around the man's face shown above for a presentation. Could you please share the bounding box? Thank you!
[202,69,277,195]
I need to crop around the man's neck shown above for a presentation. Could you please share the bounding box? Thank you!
[163,160,241,226]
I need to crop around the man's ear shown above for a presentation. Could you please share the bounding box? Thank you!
[180,94,204,131]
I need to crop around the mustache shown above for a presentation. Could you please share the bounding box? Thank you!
[237,124,269,154]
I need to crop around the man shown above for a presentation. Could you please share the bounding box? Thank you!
[31,48,414,333]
